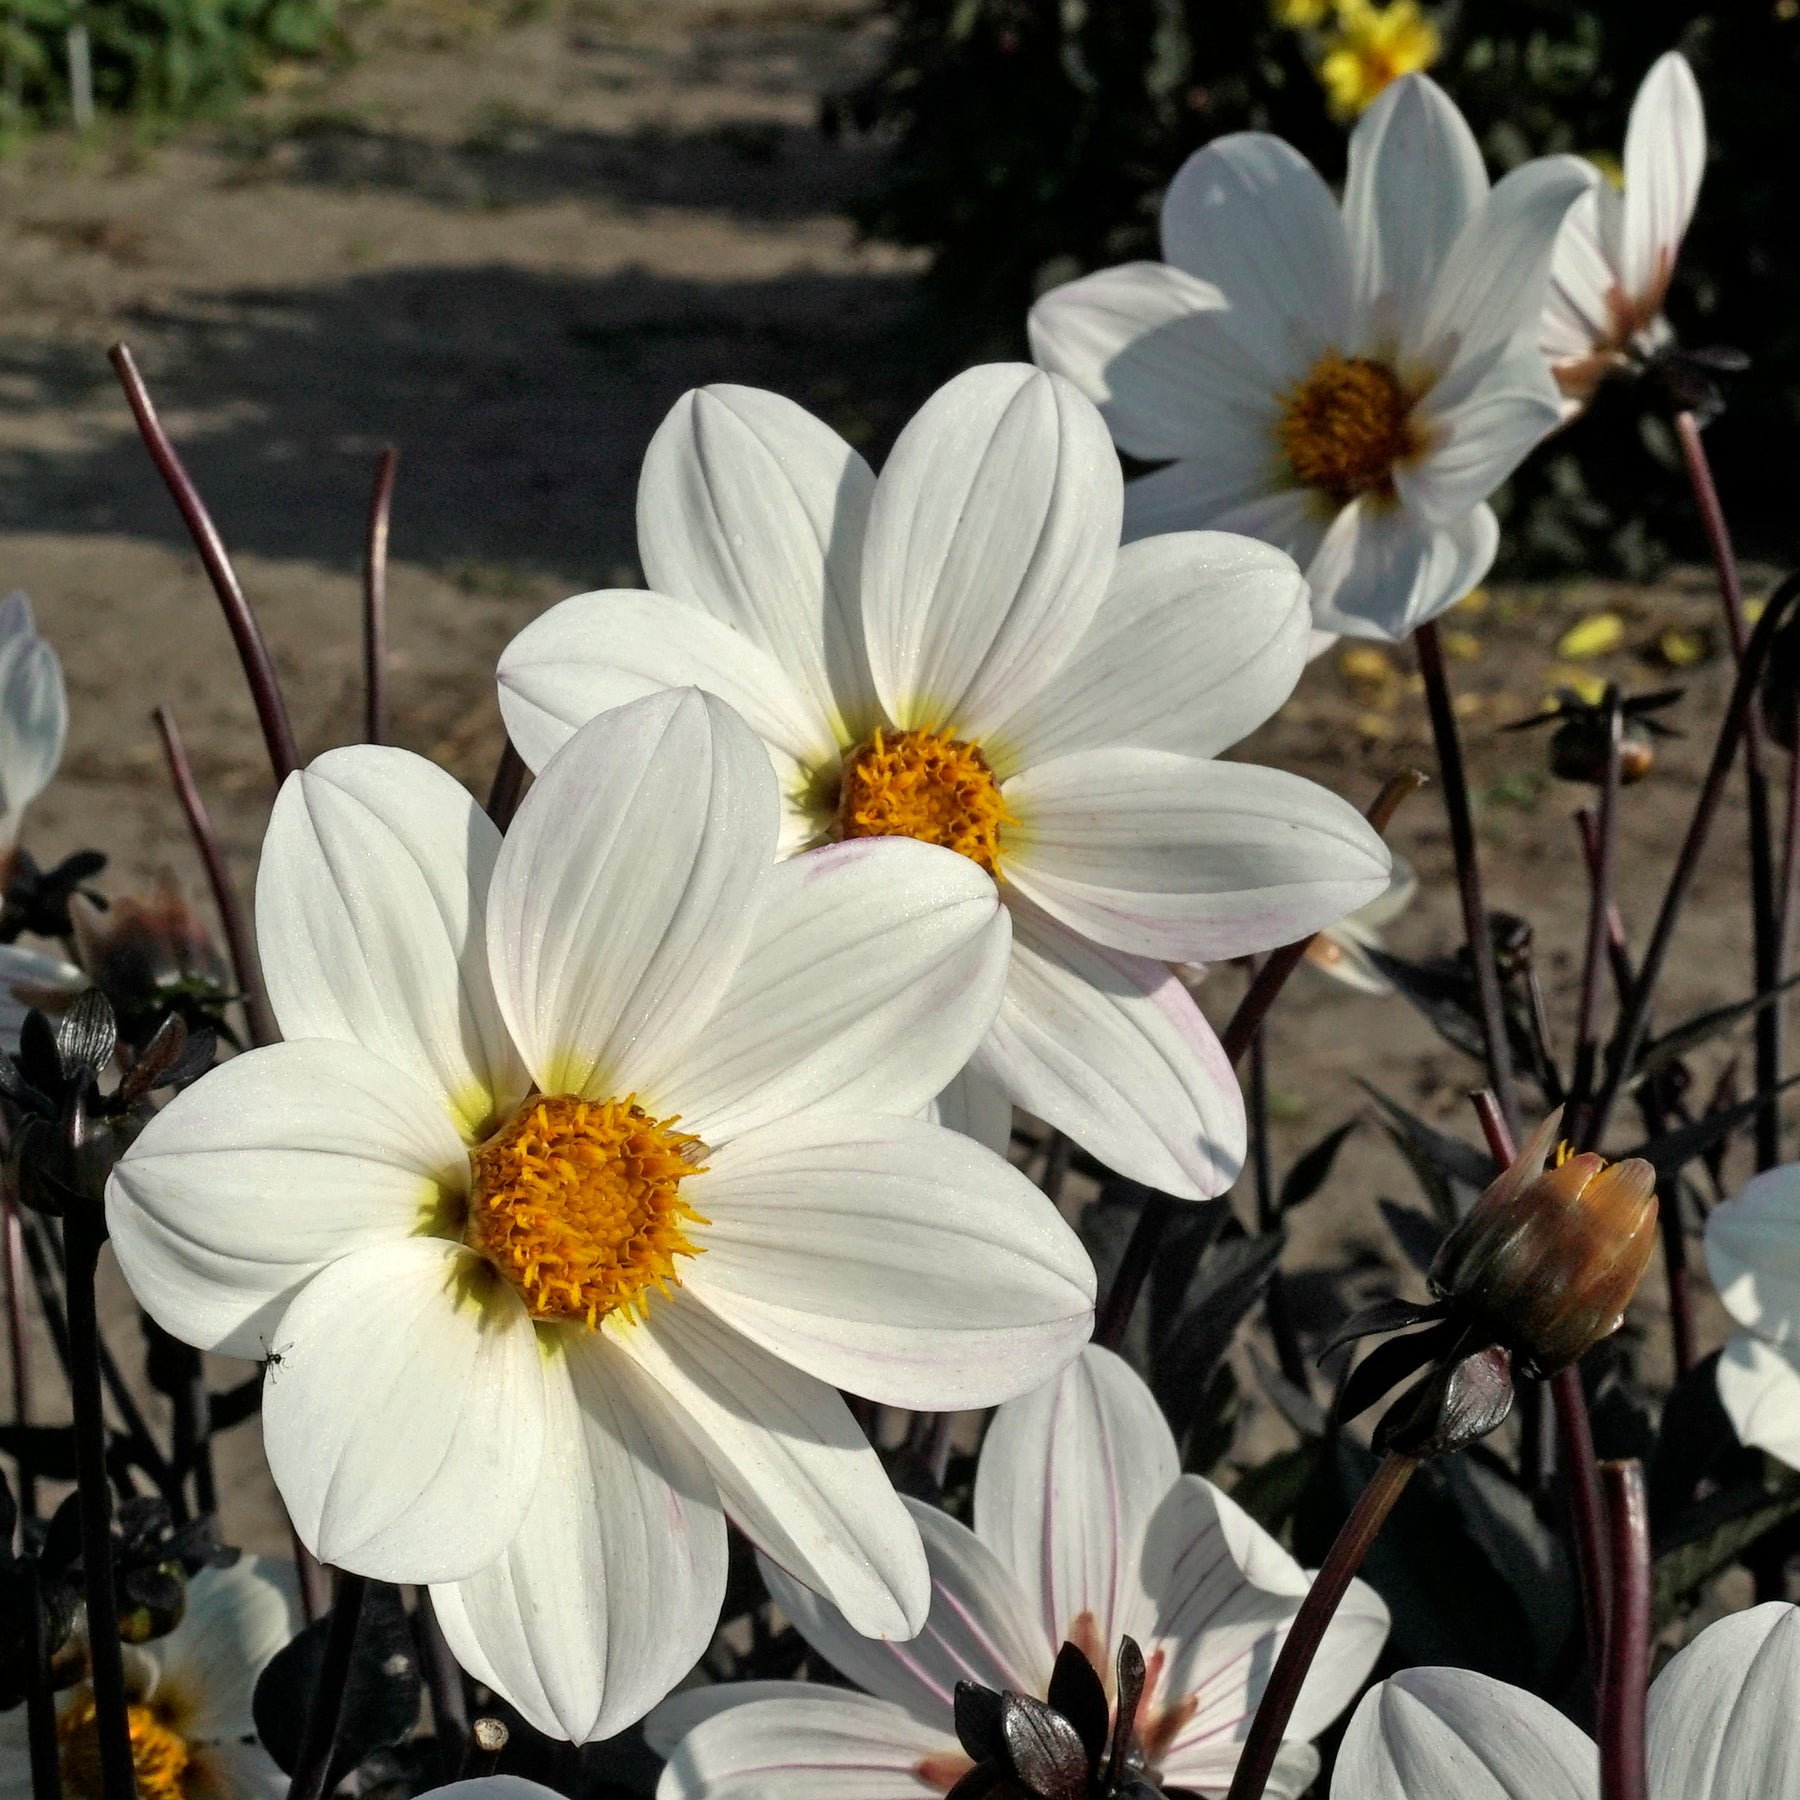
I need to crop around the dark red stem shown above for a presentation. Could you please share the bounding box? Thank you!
[2,1191,34,1519]
[1598,1460,1651,1800]
[486,739,527,831]
[1570,690,1623,1125]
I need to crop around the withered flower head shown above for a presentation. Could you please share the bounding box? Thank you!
[1501,687,1682,788]
[1430,1108,1658,1379]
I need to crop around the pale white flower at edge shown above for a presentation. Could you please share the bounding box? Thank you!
[0,1556,301,1800]
[495,363,1393,1199]
[1331,1602,1800,1797]
[1702,1163,1800,1469]
[104,687,1098,1745]
[0,590,69,847]
[647,1345,1390,1800]
[1027,73,1596,643]
[1541,52,1705,419]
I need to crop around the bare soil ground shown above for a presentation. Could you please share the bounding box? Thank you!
[0,0,1778,1559]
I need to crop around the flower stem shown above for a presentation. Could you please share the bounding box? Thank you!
[1223,1450,1419,1800]
[412,1590,469,1782]
[3,1190,35,1520]
[1249,1024,1308,1391]
[155,704,277,1050]
[461,1718,509,1781]
[1598,1460,1651,1800]
[1470,1091,1610,1675]
[1586,573,1800,1148]
[1675,410,1781,1168]
[109,343,300,786]
[24,1555,61,1800]
[364,449,398,748]
[486,739,528,831]
[1092,768,1425,1352]
[1569,689,1624,1127]
[286,1570,369,1800]
[1416,620,1521,1134]
[64,1206,138,1800]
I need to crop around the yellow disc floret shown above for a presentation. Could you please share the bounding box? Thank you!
[833,727,1013,875]
[468,1094,707,1327]
[1276,351,1419,506]
[59,1696,191,1800]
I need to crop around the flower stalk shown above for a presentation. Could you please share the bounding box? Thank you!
[486,738,528,831]
[286,1569,369,1800]
[364,448,398,748]
[1598,1459,1651,1800]
[1569,688,1624,1124]
[3,1190,35,1519]
[1223,1450,1419,1800]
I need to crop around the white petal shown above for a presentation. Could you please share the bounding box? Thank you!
[1160,132,1352,377]
[759,1500,1054,1719]
[1005,748,1391,961]
[1028,261,1286,463]
[617,1294,928,1637]
[262,1238,546,1583]
[683,1112,1094,1409]
[646,1683,821,1759]
[972,898,1245,1200]
[105,1041,466,1360]
[860,365,1120,739]
[0,593,66,834]
[990,532,1310,766]
[1400,355,1565,528]
[1647,1601,1800,1798]
[1620,52,1705,309]
[1157,1740,1320,1800]
[1542,184,1619,373]
[415,1783,562,1800]
[974,1344,1177,1655]
[1306,498,1498,642]
[923,1066,1015,1157]
[652,837,1009,1139]
[1411,156,1597,395]
[496,589,836,774]
[1343,75,1488,350]
[257,748,525,1137]
[1705,1165,1800,1342]
[656,1691,959,1800]
[1717,1333,1800,1472]
[156,1557,303,1743]
[485,688,776,1100]
[188,1742,288,1800]
[429,1334,727,1744]
[637,385,880,739]
[1332,1667,1597,1799]
[1119,447,1287,544]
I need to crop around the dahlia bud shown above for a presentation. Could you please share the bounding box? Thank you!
[1429,1110,1658,1378]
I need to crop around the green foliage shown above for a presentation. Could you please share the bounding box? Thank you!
[837,1,1800,571]
[0,0,341,129]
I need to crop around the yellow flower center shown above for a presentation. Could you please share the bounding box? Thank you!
[832,727,1012,875]
[467,1094,707,1327]
[59,1696,191,1800]
[1276,351,1419,506]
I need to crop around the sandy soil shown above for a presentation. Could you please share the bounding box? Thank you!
[0,0,1780,1558]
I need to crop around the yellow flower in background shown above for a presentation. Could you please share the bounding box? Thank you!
[1272,0,1332,26]
[1320,0,1440,120]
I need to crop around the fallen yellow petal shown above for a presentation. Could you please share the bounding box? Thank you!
[1557,613,1625,659]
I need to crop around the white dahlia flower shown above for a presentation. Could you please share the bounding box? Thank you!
[0,592,67,846]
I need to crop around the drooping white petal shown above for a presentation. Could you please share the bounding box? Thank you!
[1119,445,1289,545]
[1646,1601,1800,1798]
[1343,75,1488,352]
[1005,748,1391,962]
[645,1683,824,1758]
[1160,132,1352,377]
[257,747,526,1138]
[1331,1667,1597,1798]
[495,589,837,775]
[988,532,1310,766]
[656,1691,961,1800]
[429,1333,727,1744]
[1306,498,1498,642]
[105,1040,467,1360]
[1717,1333,1800,1471]
[922,1066,1015,1157]
[1028,262,1284,464]
[649,838,1009,1140]
[1157,1739,1322,1800]
[616,1293,928,1638]
[262,1238,546,1583]
[683,1112,1094,1410]
[860,365,1120,740]
[0,592,66,837]
[156,1557,303,1744]
[1411,156,1597,398]
[1400,355,1565,529]
[1705,1164,1800,1342]
[638,385,880,739]
[974,1345,1177,1655]
[759,1501,1055,1719]
[971,898,1246,1200]
[1619,52,1705,310]
[486,688,776,1101]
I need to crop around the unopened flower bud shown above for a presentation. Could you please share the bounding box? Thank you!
[1430,1111,1658,1378]
[1376,1344,1514,1458]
